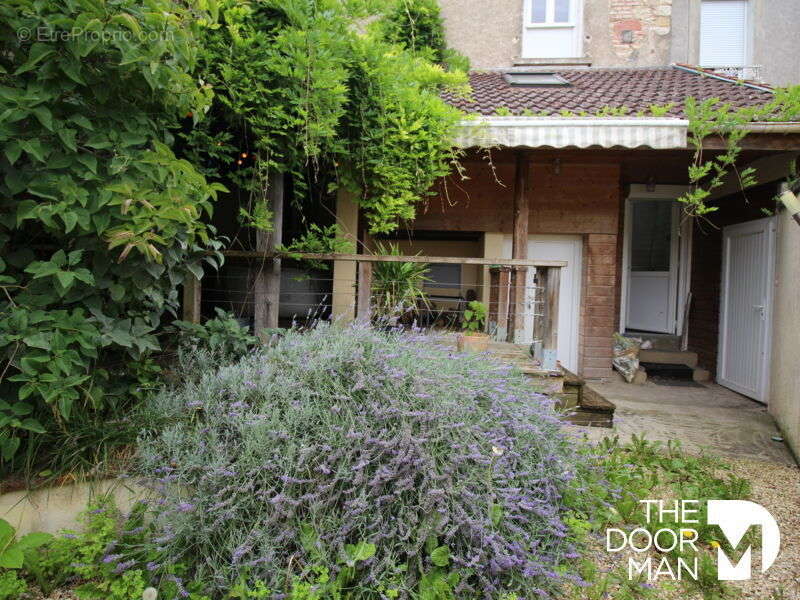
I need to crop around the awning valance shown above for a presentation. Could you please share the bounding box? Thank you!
[453,117,689,150]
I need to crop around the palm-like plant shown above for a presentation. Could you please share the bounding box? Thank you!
[371,242,431,323]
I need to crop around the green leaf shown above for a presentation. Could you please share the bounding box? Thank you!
[55,271,75,289]
[0,437,20,462]
[430,546,450,567]
[0,519,15,549]
[14,43,55,75]
[344,541,376,564]
[20,139,46,163]
[76,153,97,174]
[60,58,86,85]
[4,141,22,165]
[69,115,94,131]
[15,531,52,551]
[32,106,54,131]
[22,333,51,350]
[61,211,78,233]
[109,284,125,301]
[57,127,78,152]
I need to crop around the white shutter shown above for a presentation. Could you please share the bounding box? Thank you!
[700,0,748,67]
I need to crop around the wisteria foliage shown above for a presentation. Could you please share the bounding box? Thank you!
[135,325,596,598]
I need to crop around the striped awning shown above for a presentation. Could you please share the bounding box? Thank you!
[453,117,689,150]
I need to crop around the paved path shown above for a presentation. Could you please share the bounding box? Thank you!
[566,378,796,466]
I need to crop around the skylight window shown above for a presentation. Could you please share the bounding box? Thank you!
[503,72,570,87]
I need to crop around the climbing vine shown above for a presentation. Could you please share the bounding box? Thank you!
[0,0,223,461]
[184,0,468,237]
[680,87,800,218]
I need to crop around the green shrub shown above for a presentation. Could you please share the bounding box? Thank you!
[461,301,487,333]
[173,308,259,364]
[135,324,595,598]
[0,0,225,466]
[0,570,27,600]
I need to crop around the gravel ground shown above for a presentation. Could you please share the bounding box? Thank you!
[579,457,800,600]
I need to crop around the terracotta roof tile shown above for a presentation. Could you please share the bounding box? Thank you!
[442,66,775,118]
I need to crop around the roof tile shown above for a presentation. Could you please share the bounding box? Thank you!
[443,66,775,117]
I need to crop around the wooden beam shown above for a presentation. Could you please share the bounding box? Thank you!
[702,133,800,151]
[541,266,561,371]
[253,171,283,339]
[223,251,566,268]
[182,275,201,324]
[509,151,530,343]
[356,261,373,323]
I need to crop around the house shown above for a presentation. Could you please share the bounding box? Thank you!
[438,0,799,86]
[326,1,800,454]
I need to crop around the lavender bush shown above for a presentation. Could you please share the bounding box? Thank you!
[135,324,595,598]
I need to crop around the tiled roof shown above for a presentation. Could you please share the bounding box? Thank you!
[442,65,775,118]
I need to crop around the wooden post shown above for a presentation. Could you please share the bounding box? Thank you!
[541,266,561,371]
[331,190,359,321]
[356,260,373,323]
[488,266,511,341]
[254,171,283,340]
[509,151,530,343]
[182,275,201,324]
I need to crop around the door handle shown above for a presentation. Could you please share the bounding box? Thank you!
[753,304,765,318]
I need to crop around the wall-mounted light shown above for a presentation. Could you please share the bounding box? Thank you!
[554,158,561,175]
[646,176,656,192]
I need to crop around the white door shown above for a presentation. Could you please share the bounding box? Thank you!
[626,200,680,333]
[718,217,776,403]
[503,235,582,372]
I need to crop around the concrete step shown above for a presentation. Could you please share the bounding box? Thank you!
[624,332,681,351]
[639,349,698,368]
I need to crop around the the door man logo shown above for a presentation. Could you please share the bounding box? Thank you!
[708,500,780,580]
[606,499,780,582]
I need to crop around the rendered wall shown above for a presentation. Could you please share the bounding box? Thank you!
[671,0,800,87]
[769,207,800,459]
[1,480,145,536]
[439,0,798,87]
[439,0,522,69]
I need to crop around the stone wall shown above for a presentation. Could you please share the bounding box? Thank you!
[585,0,673,67]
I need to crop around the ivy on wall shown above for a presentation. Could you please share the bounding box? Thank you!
[184,0,469,236]
[0,0,224,461]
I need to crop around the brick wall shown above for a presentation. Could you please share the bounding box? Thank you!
[413,152,622,378]
[687,183,780,374]
[581,234,619,378]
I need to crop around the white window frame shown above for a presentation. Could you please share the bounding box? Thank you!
[521,0,583,58]
[698,0,753,71]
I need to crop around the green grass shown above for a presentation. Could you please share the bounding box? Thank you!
[567,435,753,600]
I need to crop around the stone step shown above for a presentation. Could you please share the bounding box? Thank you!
[624,332,682,351]
[639,349,698,368]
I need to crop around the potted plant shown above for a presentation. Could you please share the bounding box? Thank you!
[371,242,431,327]
[457,300,489,353]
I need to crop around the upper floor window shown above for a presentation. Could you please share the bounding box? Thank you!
[530,0,572,24]
[522,0,582,59]
[700,0,751,75]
